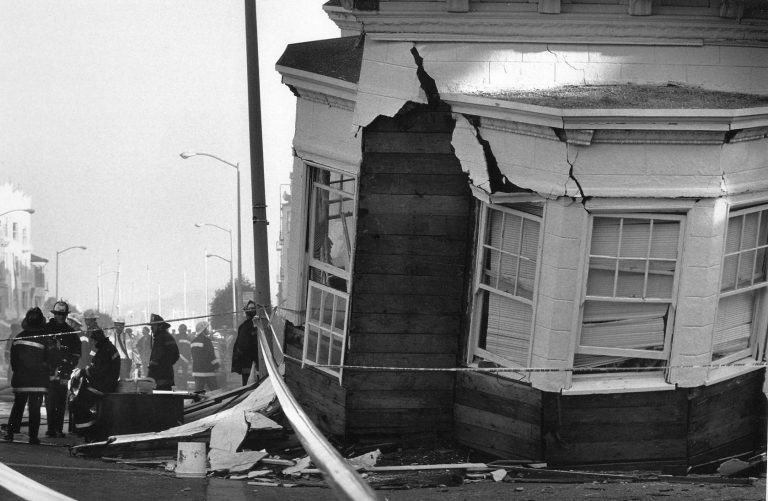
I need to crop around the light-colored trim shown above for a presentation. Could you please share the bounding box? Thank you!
[14,340,44,350]
[704,357,765,386]
[277,65,358,104]
[563,374,675,395]
[584,198,697,212]
[727,190,768,209]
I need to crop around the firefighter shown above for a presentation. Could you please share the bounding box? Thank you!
[44,300,81,438]
[147,314,179,390]
[231,300,259,386]
[174,323,192,390]
[69,327,120,439]
[191,321,219,392]
[4,307,50,444]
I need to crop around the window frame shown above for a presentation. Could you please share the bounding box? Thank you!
[575,213,685,368]
[713,203,768,365]
[468,202,544,372]
[301,164,357,381]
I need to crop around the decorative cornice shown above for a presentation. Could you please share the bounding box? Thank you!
[324,9,768,45]
[297,89,356,111]
[591,129,726,144]
[479,116,560,141]
[277,65,358,105]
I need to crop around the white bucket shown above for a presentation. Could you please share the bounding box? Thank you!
[175,442,207,478]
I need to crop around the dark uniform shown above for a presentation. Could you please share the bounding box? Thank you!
[136,327,152,377]
[231,301,259,386]
[4,307,50,444]
[191,322,220,392]
[44,313,81,437]
[70,329,120,438]
[147,314,179,390]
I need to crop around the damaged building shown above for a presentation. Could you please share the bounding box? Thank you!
[273,0,768,469]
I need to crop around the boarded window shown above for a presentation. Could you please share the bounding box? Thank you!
[472,204,542,368]
[576,215,683,372]
[714,205,768,362]
[303,166,356,378]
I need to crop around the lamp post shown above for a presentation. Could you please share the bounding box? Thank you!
[55,245,86,299]
[181,152,242,325]
[206,252,236,331]
[196,223,236,330]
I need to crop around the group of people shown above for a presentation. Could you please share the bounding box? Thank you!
[3,299,262,444]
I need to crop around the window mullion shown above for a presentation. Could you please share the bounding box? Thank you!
[643,219,653,299]
[514,216,524,296]
[612,218,624,298]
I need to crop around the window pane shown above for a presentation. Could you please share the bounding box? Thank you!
[649,220,680,259]
[619,219,650,258]
[615,261,645,299]
[645,260,675,298]
[306,328,319,363]
[521,219,540,259]
[591,218,620,256]
[721,254,738,292]
[586,257,616,296]
[330,336,343,366]
[498,253,519,294]
[518,260,536,300]
[480,290,532,367]
[333,296,347,332]
[714,291,755,360]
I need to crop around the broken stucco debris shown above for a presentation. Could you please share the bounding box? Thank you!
[451,114,491,192]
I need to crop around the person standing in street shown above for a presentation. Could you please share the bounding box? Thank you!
[44,301,81,438]
[69,327,120,439]
[110,318,132,380]
[136,325,152,377]
[174,323,192,390]
[191,321,220,391]
[147,314,179,390]
[4,307,50,444]
[231,300,259,386]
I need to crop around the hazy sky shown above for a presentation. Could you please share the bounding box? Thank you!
[0,1,338,322]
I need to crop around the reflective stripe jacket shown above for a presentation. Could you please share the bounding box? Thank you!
[176,332,192,369]
[191,333,219,377]
[10,330,50,393]
[84,337,121,394]
[147,329,179,385]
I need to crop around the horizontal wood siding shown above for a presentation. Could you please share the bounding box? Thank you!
[284,343,347,438]
[453,371,543,460]
[345,108,471,437]
[546,389,689,467]
[687,368,766,466]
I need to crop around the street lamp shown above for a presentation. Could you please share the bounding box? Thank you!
[196,223,236,331]
[181,151,242,325]
[206,252,236,331]
[55,245,86,299]
[0,208,35,218]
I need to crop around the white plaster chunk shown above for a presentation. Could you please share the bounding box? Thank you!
[451,114,491,192]
[353,40,425,128]
[294,99,362,173]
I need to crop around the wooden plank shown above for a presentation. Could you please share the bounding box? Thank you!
[547,438,688,464]
[353,274,464,296]
[348,332,458,354]
[559,389,686,409]
[362,153,461,175]
[557,422,688,443]
[355,234,468,258]
[350,312,463,334]
[359,193,470,217]
[688,434,762,468]
[454,385,541,425]
[352,293,462,314]
[344,352,457,368]
[561,405,686,425]
[354,252,467,276]
[361,172,469,196]
[454,403,540,441]
[364,132,454,154]
[346,408,453,433]
[688,415,761,456]
[456,371,542,408]
[358,213,470,239]
[455,421,542,460]
[346,389,454,409]
[343,370,454,391]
